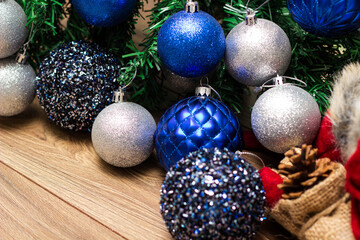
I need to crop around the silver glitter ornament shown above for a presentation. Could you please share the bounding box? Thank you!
[225,11,291,86]
[0,0,27,59]
[91,97,156,167]
[251,82,321,153]
[162,66,198,94]
[0,58,36,116]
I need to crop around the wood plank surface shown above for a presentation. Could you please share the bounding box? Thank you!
[0,162,123,240]
[0,100,292,240]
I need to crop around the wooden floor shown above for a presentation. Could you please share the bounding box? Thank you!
[0,100,294,240]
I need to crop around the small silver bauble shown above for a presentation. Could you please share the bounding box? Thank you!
[225,11,291,86]
[0,0,27,59]
[251,82,321,153]
[0,57,36,116]
[91,95,156,167]
[162,66,198,94]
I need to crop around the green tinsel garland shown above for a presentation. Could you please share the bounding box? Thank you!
[17,0,360,114]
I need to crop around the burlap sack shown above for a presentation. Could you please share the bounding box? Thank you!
[301,194,353,240]
[270,163,346,236]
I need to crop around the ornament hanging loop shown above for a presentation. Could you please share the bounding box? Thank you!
[113,64,137,103]
[236,151,265,169]
[196,77,223,102]
[16,47,28,64]
[16,21,34,64]
[255,75,307,93]
[244,0,271,24]
[185,0,199,13]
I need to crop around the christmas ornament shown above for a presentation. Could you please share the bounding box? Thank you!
[278,144,335,199]
[157,0,225,78]
[154,86,243,171]
[72,0,137,27]
[287,0,360,38]
[162,66,199,94]
[0,57,36,116]
[259,167,283,208]
[91,89,156,167]
[160,148,266,239]
[251,76,321,153]
[225,10,291,86]
[0,0,27,59]
[36,41,121,131]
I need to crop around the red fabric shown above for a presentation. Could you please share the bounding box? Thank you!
[243,130,267,151]
[315,114,341,162]
[345,139,360,240]
[259,167,283,208]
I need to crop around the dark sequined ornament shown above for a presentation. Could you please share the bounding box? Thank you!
[160,148,266,240]
[36,41,121,131]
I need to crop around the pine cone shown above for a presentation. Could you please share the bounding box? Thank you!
[277,144,336,199]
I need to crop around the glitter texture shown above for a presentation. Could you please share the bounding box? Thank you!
[0,58,36,116]
[36,41,121,131]
[160,148,266,239]
[0,0,27,59]
[72,0,136,27]
[288,0,360,38]
[154,96,243,171]
[251,84,321,153]
[91,102,156,167]
[157,10,225,78]
[162,66,198,94]
[225,18,291,87]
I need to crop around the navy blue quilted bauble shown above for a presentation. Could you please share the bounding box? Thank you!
[154,96,243,171]
[157,10,225,78]
[287,0,360,38]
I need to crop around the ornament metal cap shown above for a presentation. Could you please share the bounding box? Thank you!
[112,89,126,103]
[254,75,307,93]
[185,0,199,13]
[245,9,257,26]
[195,86,211,97]
[16,52,28,64]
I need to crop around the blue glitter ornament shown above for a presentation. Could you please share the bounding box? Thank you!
[72,0,136,27]
[36,41,121,131]
[157,1,225,78]
[160,148,266,239]
[154,86,243,171]
[287,0,360,38]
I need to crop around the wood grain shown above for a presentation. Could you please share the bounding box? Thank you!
[0,162,123,240]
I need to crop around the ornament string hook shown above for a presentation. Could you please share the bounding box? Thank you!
[113,64,137,103]
[245,0,271,11]
[236,151,265,169]
[16,21,35,64]
[254,75,307,93]
[196,78,223,102]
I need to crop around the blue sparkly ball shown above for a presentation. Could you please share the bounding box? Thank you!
[154,96,243,171]
[287,0,360,38]
[36,41,121,132]
[72,0,136,27]
[160,148,266,239]
[157,10,225,78]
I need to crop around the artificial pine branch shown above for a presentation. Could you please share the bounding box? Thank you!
[14,0,360,113]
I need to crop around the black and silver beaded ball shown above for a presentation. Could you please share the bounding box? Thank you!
[36,41,121,131]
[160,148,266,239]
